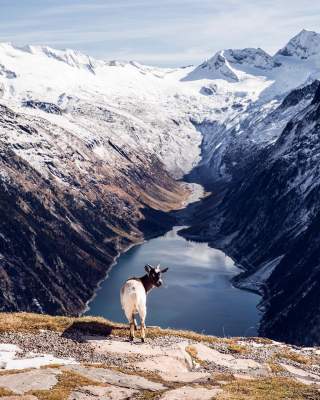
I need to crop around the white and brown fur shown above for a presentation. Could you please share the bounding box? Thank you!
[120,264,168,342]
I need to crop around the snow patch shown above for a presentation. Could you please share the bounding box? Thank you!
[0,343,76,370]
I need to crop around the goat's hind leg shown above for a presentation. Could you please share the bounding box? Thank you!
[129,314,136,342]
[141,321,146,343]
[139,307,147,343]
[133,317,138,330]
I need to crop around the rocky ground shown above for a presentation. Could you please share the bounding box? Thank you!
[0,313,319,399]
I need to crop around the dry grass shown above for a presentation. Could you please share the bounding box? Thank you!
[0,312,125,334]
[0,387,15,396]
[227,342,248,355]
[185,345,199,359]
[0,312,233,346]
[215,377,320,400]
[133,390,163,400]
[40,364,64,370]
[268,361,286,374]
[28,370,103,400]
[250,337,274,345]
[0,368,34,377]
[212,372,236,383]
[119,325,231,345]
[274,349,310,365]
[185,345,207,367]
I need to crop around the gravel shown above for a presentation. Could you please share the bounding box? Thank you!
[0,331,130,367]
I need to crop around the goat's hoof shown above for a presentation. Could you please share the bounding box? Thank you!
[129,337,134,342]
[141,338,145,343]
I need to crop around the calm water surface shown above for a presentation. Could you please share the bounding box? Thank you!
[86,226,261,337]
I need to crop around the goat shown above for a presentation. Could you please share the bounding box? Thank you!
[120,264,168,342]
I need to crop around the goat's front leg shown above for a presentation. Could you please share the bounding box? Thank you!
[139,307,147,343]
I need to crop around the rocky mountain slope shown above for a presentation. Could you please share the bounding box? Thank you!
[183,82,320,345]
[0,102,188,315]
[0,313,319,399]
[183,32,320,346]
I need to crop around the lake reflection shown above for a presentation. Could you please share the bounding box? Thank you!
[86,227,261,337]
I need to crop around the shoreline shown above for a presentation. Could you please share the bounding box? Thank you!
[82,181,204,316]
[83,181,263,322]
[83,179,262,339]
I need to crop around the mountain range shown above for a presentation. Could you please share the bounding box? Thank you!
[1,29,320,345]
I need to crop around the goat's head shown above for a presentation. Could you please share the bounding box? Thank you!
[145,264,168,288]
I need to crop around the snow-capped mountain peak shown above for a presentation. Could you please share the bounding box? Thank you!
[183,50,240,82]
[17,44,103,72]
[275,29,320,59]
[223,48,278,69]
[184,47,279,82]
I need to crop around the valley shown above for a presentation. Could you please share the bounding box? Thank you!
[1,29,320,345]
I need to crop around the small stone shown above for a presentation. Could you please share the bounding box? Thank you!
[0,361,7,369]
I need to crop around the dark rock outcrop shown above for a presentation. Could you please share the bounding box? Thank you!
[22,100,62,115]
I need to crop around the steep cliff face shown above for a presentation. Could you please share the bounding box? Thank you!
[259,88,320,345]
[189,80,320,186]
[0,104,185,315]
[183,83,320,345]
[261,213,320,345]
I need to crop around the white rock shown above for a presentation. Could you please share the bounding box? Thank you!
[0,368,61,394]
[89,339,193,368]
[64,365,166,391]
[136,355,209,382]
[280,363,320,382]
[160,386,223,400]
[69,385,138,400]
[192,343,263,372]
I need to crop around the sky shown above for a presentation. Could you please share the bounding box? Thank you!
[0,0,319,67]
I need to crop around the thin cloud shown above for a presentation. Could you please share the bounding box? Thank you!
[0,0,319,66]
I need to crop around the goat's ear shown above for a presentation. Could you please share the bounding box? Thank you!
[161,267,169,273]
[145,265,151,273]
